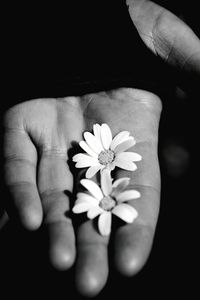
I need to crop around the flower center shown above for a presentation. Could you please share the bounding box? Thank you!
[98,150,115,165]
[99,196,116,211]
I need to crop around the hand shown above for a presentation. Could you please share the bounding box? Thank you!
[127,0,200,93]
[3,88,162,297]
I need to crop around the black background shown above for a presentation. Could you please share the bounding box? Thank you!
[1,1,198,298]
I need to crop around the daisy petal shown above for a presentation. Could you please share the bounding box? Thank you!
[116,152,142,162]
[114,159,137,171]
[79,141,98,158]
[73,154,98,167]
[80,179,103,200]
[112,203,138,223]
[84,132,103,153]
[93,124,102,141]
[112,177,130,196]
[116,190,141,202]
[87,207,104,219]
[112,177,130,189]
[76,192,100,204]
[98,211,112,236]
[114,138,136,153]
[75,159,98,168]
[86,165,102,178]
[101,169,113,196]
[72,202,93,214]
[110,131,130,150]
[73,153,89,162]
[101,123,112,150]
[75,199,98,207]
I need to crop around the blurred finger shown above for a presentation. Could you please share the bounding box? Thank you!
[114,139,160,275]
[4,129,43,230]
[114,185,160,276]
[75,220,109,297]
[127,0,200,91]
[38,150,76,270]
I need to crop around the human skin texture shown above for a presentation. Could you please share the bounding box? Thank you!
[3,88,161,296]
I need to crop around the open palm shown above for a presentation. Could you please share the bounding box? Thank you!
[2,0,200,296]
[3,88,162,296]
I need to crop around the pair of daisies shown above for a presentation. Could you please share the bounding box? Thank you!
[72,123,142,236]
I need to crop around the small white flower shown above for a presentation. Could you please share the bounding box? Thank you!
[73,123,142,178]
[72,170,140,236]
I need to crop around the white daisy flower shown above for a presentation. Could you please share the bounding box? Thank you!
[72,170,140,236]
[72,123,142,178]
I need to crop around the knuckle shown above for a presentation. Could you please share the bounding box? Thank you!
[60,96,81,110]
[139,92,162,112]
[3,105,20,126]
[117,88,162,112]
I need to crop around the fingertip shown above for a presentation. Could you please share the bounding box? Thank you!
[50,245,76,271]
[21,209,43,231]
[115,249,147,277]
[7,184,43,231]
[114,224,154,277]
[46,221,76,271]
[76,270,106,298]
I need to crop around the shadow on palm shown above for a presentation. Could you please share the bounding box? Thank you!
[2,87,162,297]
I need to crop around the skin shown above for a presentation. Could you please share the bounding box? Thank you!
[1,0,200,297]
[3,88,161,296]
[126,0,200,92]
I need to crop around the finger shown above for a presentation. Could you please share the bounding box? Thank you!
[114,185,160,276]
[127,0,200,91]
[114,139,160,276]
[75,220,109,297]
[4,128,43,230]
[38,150,76,270]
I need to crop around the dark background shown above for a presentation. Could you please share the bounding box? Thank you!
[1,1,198,298]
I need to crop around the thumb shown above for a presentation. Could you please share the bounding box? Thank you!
[126,0,200,93]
